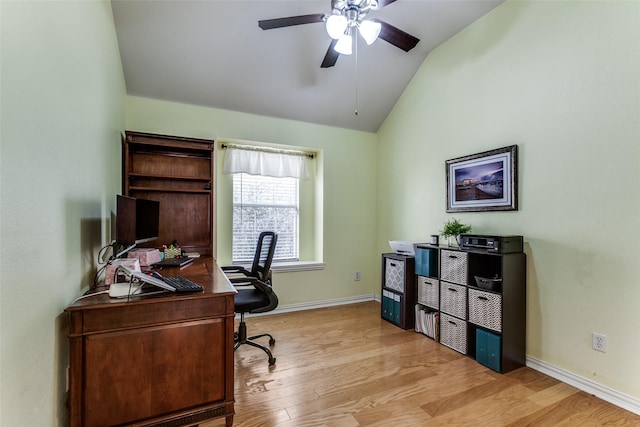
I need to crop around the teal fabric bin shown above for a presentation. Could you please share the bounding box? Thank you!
[415,247,438,277]
[382,290,393,321]
[476,328,501,372]
[393,293,401,324]
[381,290,401,325]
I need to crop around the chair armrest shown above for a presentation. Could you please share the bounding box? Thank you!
[230,277,273,294]
[229,277,253,287]
[221,265,251,276]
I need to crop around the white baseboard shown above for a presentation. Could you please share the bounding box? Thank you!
[242,294,377,318]
[527,355,640,416]
[274,294,377,314]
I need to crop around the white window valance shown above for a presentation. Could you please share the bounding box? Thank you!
[222,145,310,180]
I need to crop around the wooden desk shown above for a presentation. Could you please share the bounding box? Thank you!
[65,258,236,427]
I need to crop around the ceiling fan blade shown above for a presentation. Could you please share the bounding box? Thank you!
[321,40,340,68]
[258,13,326,30]
[372,19,419,52]
[377,0,398,8]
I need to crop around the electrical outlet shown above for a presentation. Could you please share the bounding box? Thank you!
[592,332,607,352]
[354,272,361,281]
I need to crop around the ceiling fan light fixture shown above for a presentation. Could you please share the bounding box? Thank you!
[335,32,353,55]
[258,0,420,68]
[358,19,381,45]
[326,14,348,39]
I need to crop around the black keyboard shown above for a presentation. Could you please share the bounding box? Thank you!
[162,276,204,293]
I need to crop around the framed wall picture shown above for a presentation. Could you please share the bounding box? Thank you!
[446,145,518,212]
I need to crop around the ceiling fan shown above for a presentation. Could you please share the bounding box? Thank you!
[258,0,420,68]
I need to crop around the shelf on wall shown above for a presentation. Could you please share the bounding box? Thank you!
[128,173,211,182]
[129,186,212,194]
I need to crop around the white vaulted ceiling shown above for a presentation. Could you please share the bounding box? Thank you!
[111,0,504,132]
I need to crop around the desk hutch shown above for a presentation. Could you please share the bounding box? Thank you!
[122,131,214,255]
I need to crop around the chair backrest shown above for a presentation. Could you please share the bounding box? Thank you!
[249,231,278,282]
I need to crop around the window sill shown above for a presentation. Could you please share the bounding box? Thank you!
[271,261,325,273]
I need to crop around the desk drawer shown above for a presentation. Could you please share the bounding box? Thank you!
[81,297,228,334]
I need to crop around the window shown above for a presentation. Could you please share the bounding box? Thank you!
[222,142,321,269]
[232,173,299,263]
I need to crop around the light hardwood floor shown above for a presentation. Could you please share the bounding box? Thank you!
[204,301,640,426]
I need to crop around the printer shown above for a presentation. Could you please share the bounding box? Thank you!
[388,241,427,257]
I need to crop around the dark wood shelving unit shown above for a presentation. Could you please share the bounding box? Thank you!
[429,245,526,373]
[384,240,526,374]
[123,131,215,255]
[381,253,416,330]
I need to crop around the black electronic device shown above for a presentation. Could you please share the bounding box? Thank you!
[116,195,136,247]
[134,197,160,244]
[459,234,523,254]
[115,195,160,258]
[161,276,203,292]
[152,256,194,268]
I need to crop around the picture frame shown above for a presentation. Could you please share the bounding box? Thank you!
[446,145,518,212]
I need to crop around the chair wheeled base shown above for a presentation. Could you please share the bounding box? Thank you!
[234,312,276,366]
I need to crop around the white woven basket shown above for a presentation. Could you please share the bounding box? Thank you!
[384,258,405,293]
[468,289,502,332]
[440,313,467,354]
[440,282,467,319]
[417,276,439,309]
[440,250,468,285]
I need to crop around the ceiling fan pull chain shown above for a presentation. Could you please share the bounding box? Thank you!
[355,30,358,116]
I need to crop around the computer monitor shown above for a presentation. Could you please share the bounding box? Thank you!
[134,197,160,244]
[115,195,160,258]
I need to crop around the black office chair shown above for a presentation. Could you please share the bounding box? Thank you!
[222,231,278,365]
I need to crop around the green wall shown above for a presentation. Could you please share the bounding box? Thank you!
[2,1,639,424]
[0,1,125,424]
[125,96,380,307]
[378,0,640,400]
